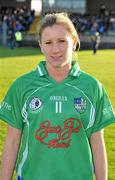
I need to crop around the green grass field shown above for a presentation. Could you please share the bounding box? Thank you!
[0,47,115,179]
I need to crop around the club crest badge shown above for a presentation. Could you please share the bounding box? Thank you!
[74,97,86,113]
[29,97,42,111]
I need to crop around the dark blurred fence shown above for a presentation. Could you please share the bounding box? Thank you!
[16,33,115,49]
[0,32,115,49]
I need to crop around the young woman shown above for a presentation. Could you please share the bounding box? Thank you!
[0,13,115,180]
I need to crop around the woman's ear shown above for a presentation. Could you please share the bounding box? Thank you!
[41,49,44,53]
[73,44,77,51]
[38,40,41,46]
[72,37,80,52]
[72,39,77,51]
[39,40,44,53]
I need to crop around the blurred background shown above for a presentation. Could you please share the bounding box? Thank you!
[0,0,115,49]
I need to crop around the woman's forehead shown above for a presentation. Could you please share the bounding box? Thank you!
[41,24,71,37]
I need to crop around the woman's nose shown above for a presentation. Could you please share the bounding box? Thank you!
[52,43,60,53]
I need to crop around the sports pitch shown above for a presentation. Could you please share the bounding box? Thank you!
[0,47,115,179]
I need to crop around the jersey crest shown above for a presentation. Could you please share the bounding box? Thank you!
[29,97,42,111]
[74,97,86,113]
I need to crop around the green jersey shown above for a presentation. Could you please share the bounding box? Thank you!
[0,61,115,180]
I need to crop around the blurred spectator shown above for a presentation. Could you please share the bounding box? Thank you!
[91,32,100,54]
[2,16,8,46]
[70,8,115,36]
[7,26,15,49]
[0,6,35,46]
[15,30,22,47]
[100,5,106,16]
[0,5,115,48]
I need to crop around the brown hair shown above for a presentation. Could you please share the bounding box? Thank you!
[38,12,80,51]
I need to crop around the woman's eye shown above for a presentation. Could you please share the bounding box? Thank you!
[45,41,52,44]
[59,39,66,43]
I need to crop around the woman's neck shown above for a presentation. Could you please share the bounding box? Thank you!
[46,63,71,82]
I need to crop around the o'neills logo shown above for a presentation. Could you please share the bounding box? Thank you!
[29,97,42,111]
[35,118,82,148]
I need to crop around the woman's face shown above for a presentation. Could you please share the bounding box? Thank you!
[40,24,76,69]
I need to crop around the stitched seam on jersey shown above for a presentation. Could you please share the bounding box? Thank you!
[65,83,95,129]
[17,83,51,178]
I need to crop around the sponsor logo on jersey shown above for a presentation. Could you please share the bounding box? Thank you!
[74,97,86,113]
[35,118,82,148]
[0,101,12,111]
[29,97,42,111]
[103,106,113,115]
[50,95,67,102]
